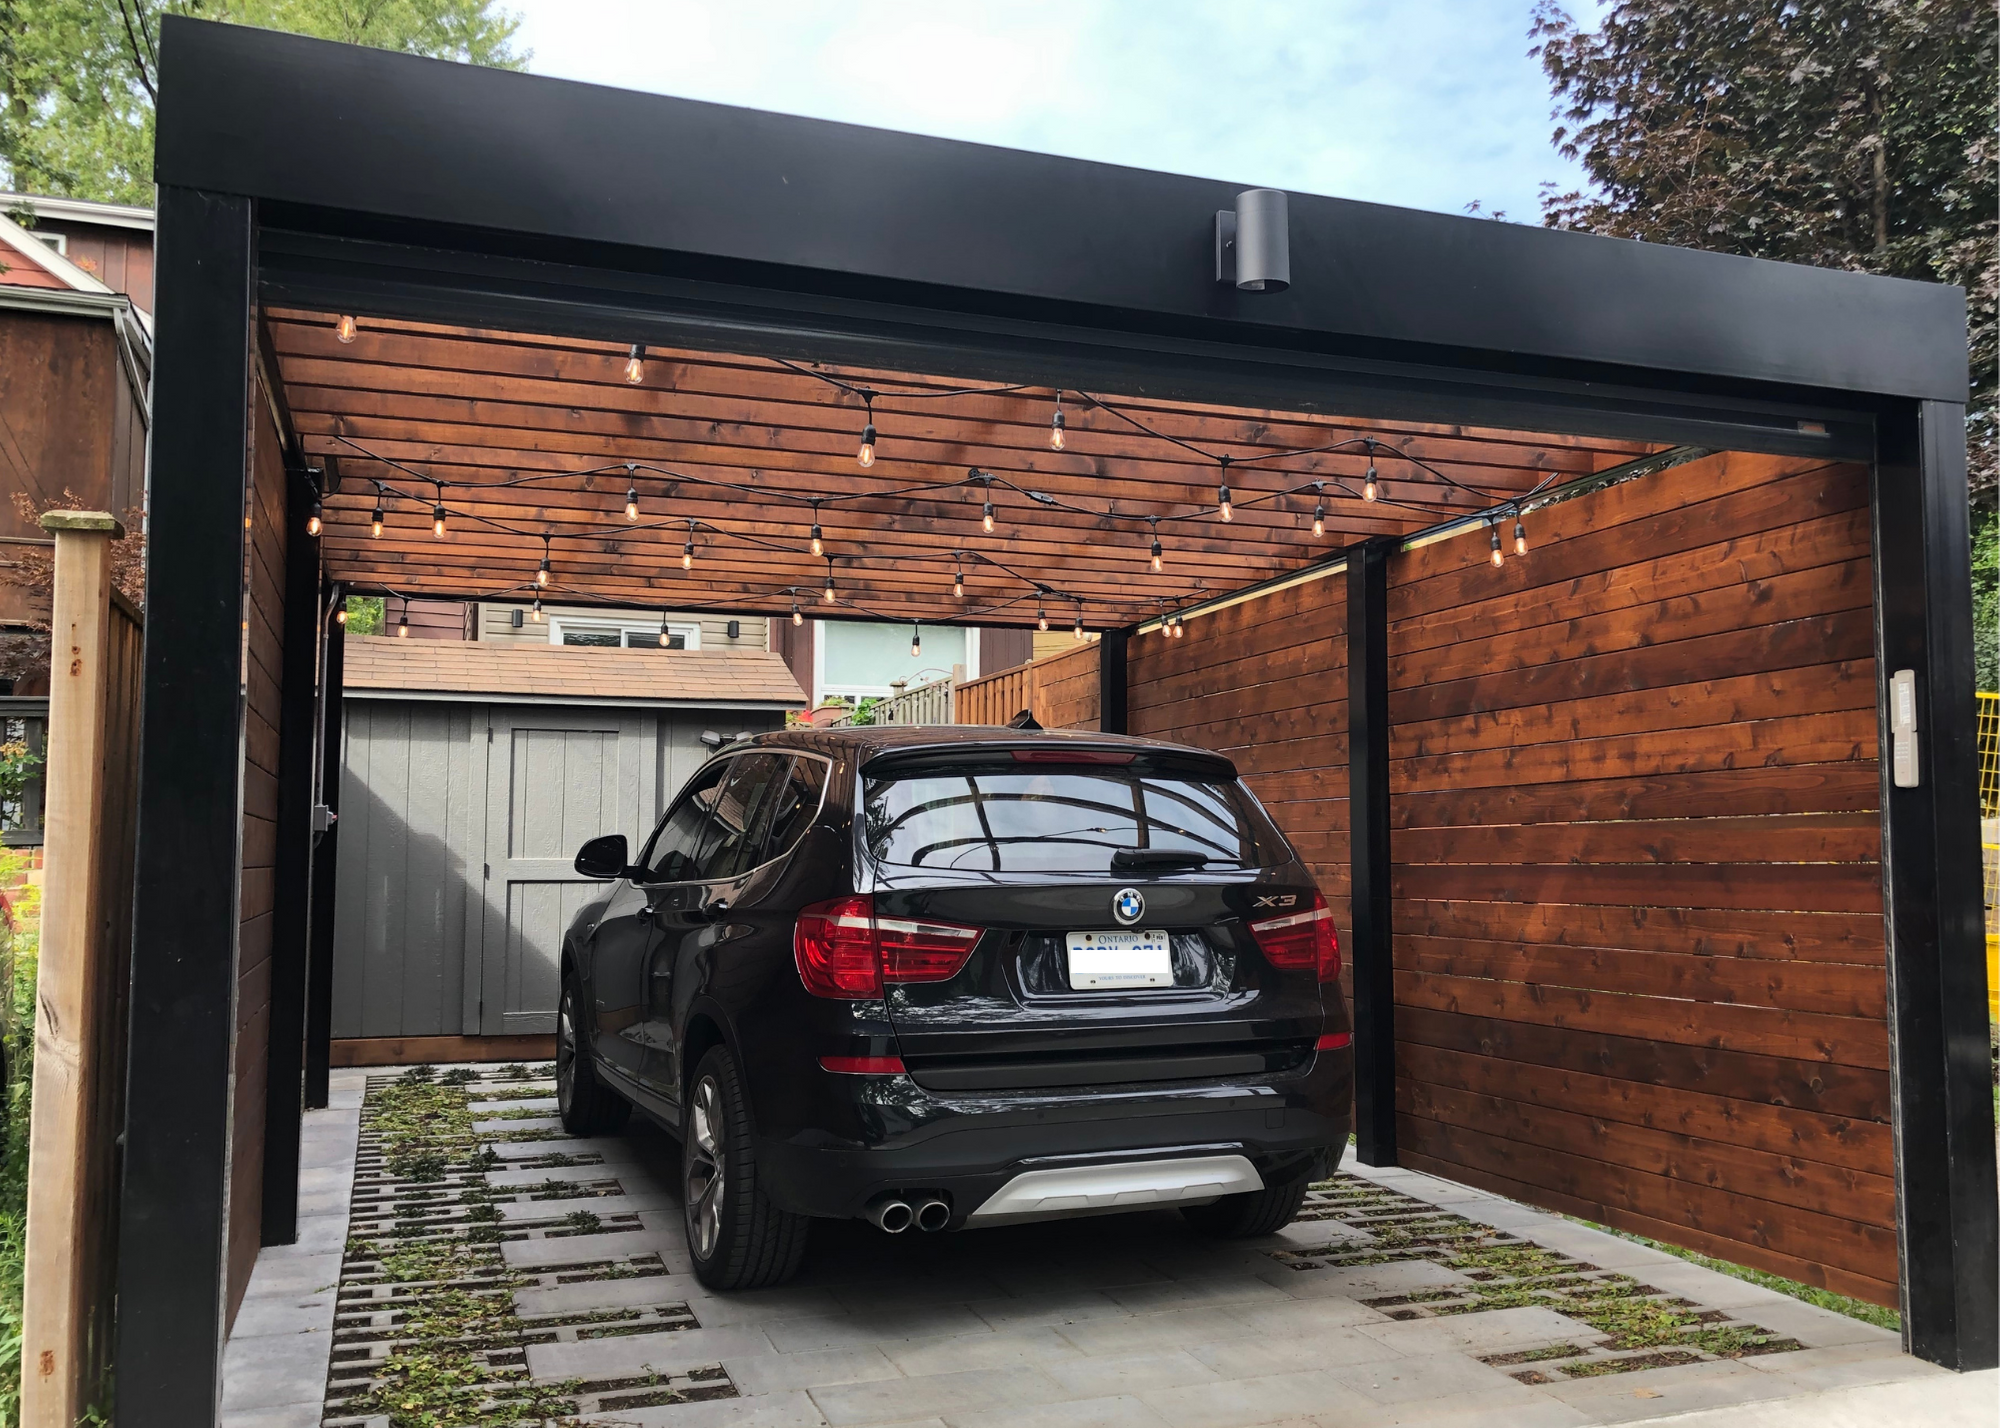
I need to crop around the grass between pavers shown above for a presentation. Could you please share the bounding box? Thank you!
[1564,1216,1901,1333]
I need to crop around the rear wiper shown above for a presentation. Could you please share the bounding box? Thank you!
[1110,847,1209,872]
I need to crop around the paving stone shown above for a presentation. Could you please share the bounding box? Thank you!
[228,1291,338,1338]
[235,1248,344,1297]
[501,1226,680,1268]
[1537,1356,1796,1423]
[498,1192,646,1223]
[1224,1296,1386,1337]
[513,1271,706,1318]
[1103,1273,1295,1315]
[576,1387,830,1427]
[829,1272,1015,1314]
[1333,1384,1595,1427]
[219,1404,323,1428]
[1326,1348,1520,1404]
[490,1162,612,1187]
[475,1114,564,1133]
[1187,1326,1399,1380]
[689,1287,856,1328]
[763,1305,997,1353]
[1135,1365,1377,1428]
[1612,1368,1999,1427]
[1713,1297,1901,1350]
[526,1323,774,1381]
[947,1392,1178,1428]
[1739,1341,1946,1390]
[963,1288,1132,1332]
[806,1366,1068,1426]
[726,1346,904,1397]
[1257,1258,1468,1302]
[883,1325,1082,1376]
[218,1327,333,1412]
[1353,1305,1597,1358]
[1054,1308,1261,1359]
[1042,1349,1221,1399]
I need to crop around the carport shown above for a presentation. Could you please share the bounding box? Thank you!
[119,17,1993,1424]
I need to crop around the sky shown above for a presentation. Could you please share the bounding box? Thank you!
[504,1,1597,224]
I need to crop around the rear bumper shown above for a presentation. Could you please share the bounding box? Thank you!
[753,1047,1351,1224]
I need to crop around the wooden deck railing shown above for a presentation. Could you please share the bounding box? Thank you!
[955,642,1101,729]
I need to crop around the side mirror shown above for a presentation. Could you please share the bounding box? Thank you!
[574,833,630,880]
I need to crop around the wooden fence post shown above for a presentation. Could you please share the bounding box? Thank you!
[22,511,127,1426]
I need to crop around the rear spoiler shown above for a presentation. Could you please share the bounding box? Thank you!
[860,742,1239,782]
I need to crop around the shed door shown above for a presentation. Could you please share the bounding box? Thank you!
[475,708,655,1034]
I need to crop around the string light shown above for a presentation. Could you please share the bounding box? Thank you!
[396,606,410,638]
[791,598,803,627]
[529,596,544,623]
[1218,481,1233,521]
[1037,598,1049,633]
[431,500,447,539]
[1312,484,1326,538]
[370,496,385,539]
[1172,613,1185,639]
[1049,392,1066,451]
[982,497,995,534]
[1149,518,1164,573]
[952,562,965,600]
[659,610,673,647]
[306,496,322,538]
[1489,523,1505,567]
[536,537,551,588]
[335,315,357,343]
[625,477,640,522]
[910,624,922,658]
[1363,439,1380,503]
[823,563,836,604]
[1514,515,1529,556]
[809,502,824,558]
[624,344,645,384]
[1073,608,1086,641]
[683,522,696,571]
[335,604,348,626]
[857,396,877,468]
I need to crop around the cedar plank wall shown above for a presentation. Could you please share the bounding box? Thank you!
[1385,450,1893,1305]
[227,373,288,1324]
[1126,571,1353,987]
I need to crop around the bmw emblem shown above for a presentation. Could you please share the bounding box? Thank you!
[1113,887,1145,926]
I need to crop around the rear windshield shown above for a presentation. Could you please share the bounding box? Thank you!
[862,762,1280,873]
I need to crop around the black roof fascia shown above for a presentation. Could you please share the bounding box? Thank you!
[155,18,1966,407]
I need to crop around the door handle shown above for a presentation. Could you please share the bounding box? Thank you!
[702,898,731,922]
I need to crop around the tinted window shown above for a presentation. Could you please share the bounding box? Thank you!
[639,760,730,882]
[690,753,789,881]
[757,757,829,867]
[863,763,1271,872]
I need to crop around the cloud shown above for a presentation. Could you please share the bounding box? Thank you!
[507,0,1586,221]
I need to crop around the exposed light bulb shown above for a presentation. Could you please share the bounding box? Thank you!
[530,597,544,623]
[1490,525,1505,567]
[306,499,322,538]
[823,576,836,604]
[1037,604,1049,633]
[335,605,348,625]
[1172,615,1185,639]
[370,501,385,539]
[659,614,672,648]
[625,485,640,521]
[432,503,447,539]
[953,568,964,600]
[1049,407,1066,451]
[536,556,550,588]
[335,315,357,343]
[396,613,410,638]
[624,344,645,384]
[910,626,922,658]
[1150,536,1164,573]
[791,601,803,627]
[1312,501,1326,538]
[682,540,694,571]
[810,523,823,558]
[1514,518,1528,556]
[982,499,995,534]
[1218,484,1233,521]
[857,422,877,468]
[1363,464,1379,503]
[1074,614,1086,641]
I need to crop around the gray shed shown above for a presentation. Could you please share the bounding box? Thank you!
[329,636,806,1052]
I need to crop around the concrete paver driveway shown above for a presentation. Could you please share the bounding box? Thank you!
[221,1065,1966,1428]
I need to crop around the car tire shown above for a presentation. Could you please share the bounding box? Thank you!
[1180,1173,1312,1238]
[556,974,631,1137]
[683,1044,810,1290]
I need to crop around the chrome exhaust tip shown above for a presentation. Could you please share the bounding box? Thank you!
[915,1197,951,1232]
[869,1198,914,1234]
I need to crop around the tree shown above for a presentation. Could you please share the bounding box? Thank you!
[0,0,525,204]
[1531,1,1997,495]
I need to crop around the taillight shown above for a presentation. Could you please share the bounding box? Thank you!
[794,895,983,999]
[1248,893,1340,984]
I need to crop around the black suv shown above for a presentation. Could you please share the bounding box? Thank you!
[562,725,1352,1289]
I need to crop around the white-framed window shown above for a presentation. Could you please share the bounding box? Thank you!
[30,231,66,255]
[548,616,702,650]
[812,620,972,704]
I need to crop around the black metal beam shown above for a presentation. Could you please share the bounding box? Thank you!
[302,607,344,1110]
[1345,537,1395,1166]
[152,18,1966,406]
[260,465,319,1245]
[117,184,254,1425]
[1097,628,1129,736]
[1871,399,1999,1370]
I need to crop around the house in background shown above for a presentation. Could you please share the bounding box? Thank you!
[770,617,1033,710]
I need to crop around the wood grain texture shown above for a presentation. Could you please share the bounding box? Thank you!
[1386,449,1891,1298]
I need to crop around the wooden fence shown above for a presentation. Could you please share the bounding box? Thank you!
[23,512,142,1425]
[955,642,1100,729]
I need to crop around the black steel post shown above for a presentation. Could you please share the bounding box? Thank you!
[1098,627,1130,735]
[1345,538,1396,1166]
[260,466,319,1245]
[303,606,344,1109]
[1871,400,1999,1370]
[116,185,254,1425]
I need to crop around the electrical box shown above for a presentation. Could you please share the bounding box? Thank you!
[1890,668,1919,788]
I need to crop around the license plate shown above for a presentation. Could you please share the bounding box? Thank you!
[1065,930,1173,990]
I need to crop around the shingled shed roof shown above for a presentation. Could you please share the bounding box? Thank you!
[342,636,806,710]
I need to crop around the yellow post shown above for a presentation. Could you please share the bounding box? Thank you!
[21,511,125,1428]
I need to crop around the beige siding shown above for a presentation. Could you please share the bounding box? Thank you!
[476,602,766,652]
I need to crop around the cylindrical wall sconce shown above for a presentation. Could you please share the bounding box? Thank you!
[1215,188,1291,292]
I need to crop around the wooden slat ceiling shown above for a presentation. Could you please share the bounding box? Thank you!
[269,309,1663,628]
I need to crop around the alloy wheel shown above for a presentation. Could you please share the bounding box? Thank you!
[684,1074,726,1260]
[555,993,577,1113]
